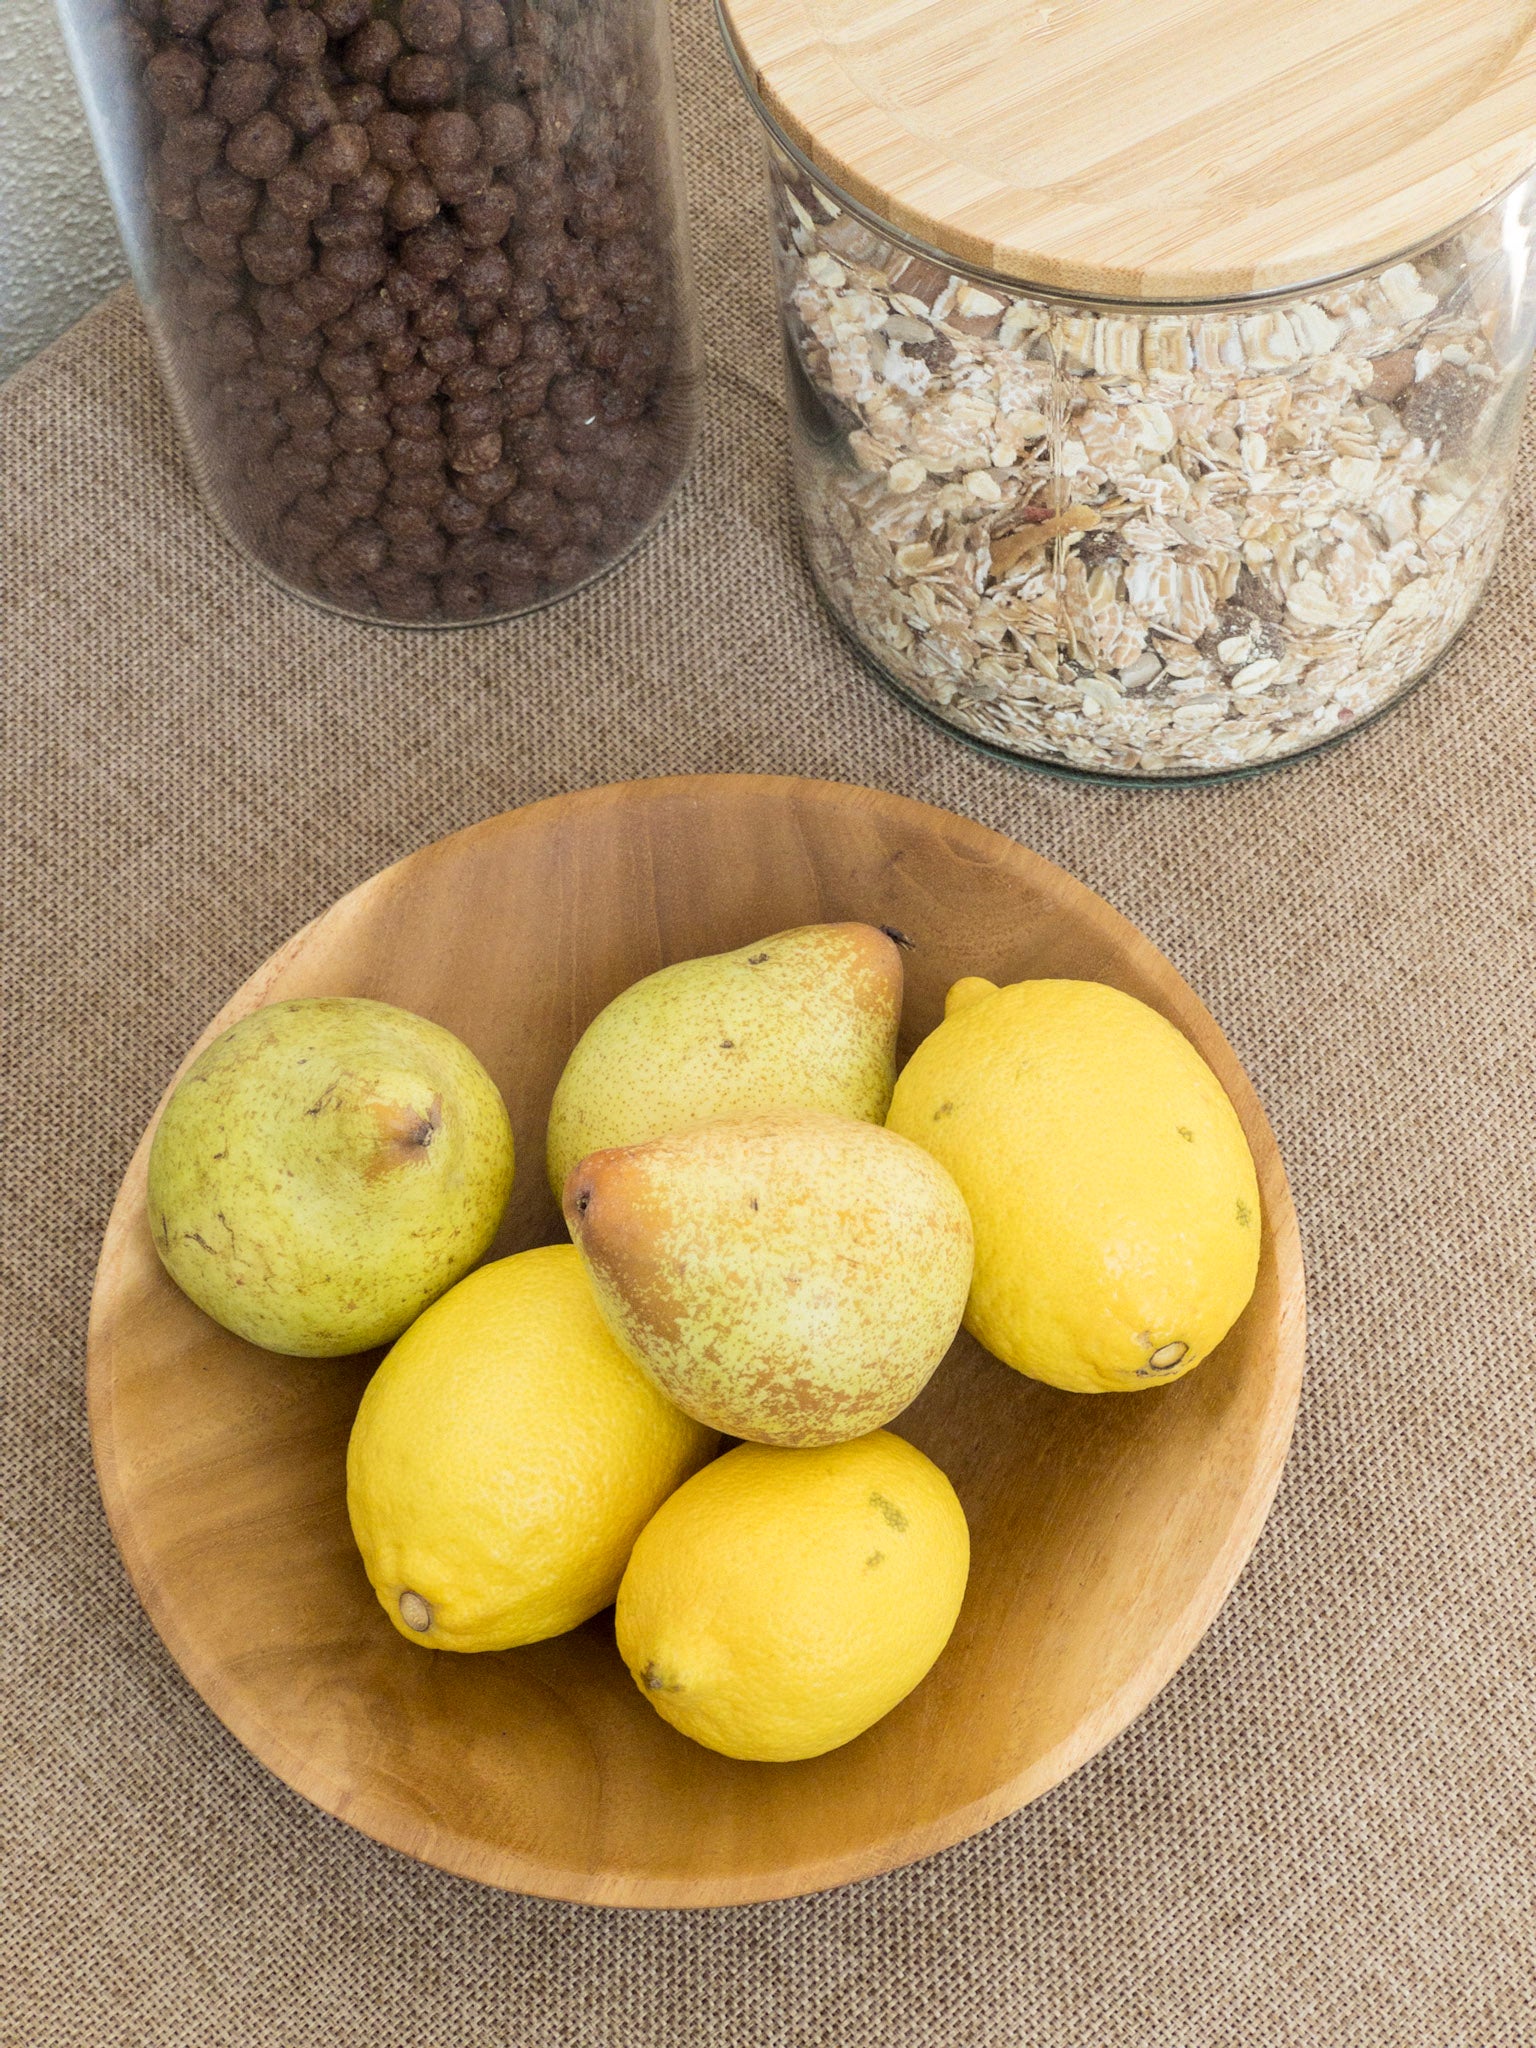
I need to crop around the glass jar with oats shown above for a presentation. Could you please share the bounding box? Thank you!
[719,0,1536,779]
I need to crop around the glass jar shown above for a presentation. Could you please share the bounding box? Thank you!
[57,0,699,624]
[720,1,1536,780]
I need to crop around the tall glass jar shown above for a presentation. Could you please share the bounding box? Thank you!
[58,0,699,624]
[720,0,1536,781]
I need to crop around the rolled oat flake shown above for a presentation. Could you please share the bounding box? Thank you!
[720,0,1536,778]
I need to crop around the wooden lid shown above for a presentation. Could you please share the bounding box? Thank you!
[719,0,1536,299]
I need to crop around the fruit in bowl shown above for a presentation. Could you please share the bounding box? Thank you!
[888,977,1262,1393]
[564,1109,973,1445]
[545,921,904,1195]
[616,1432,969,1762]
[146,996,514,1356]
[347,1244,716,1652]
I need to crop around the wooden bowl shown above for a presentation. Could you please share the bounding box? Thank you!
[88,774,1304,1908]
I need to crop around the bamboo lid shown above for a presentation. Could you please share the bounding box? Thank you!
[718,0,1536,300]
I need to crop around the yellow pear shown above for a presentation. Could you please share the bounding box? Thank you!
[564,1110,973,1446]
[147,997,513,1357]
[545,923,903,1198]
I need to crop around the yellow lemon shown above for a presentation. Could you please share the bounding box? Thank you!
[887,978,1261,1394]
[347,1244,718,1651]
[615,1432,969,1761]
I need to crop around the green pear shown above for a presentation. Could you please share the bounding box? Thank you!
[564,1110,973,1446]
[546,923,903,1198]
[147,997,514,1356]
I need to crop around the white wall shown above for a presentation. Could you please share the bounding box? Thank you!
[0,0,129,379]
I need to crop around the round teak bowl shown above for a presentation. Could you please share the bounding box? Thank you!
[87,775,1305,1907]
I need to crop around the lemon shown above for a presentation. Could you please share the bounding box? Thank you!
[887,978,1260,1394]
[346,1244,718,1651]
[615,1432,969,1762]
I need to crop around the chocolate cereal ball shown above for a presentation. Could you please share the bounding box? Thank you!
[400,0,462,54]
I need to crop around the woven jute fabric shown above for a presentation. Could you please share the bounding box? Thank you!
[5,5,1536,2041]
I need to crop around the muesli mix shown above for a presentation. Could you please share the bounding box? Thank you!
[772,150,1526,775]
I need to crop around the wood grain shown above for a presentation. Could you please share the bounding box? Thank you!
[719,0,1536,298]
[87,775,1305,1907]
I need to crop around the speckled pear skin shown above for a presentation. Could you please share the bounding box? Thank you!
[564,1110,974,1446]
[147,997,515,1357]
[545,924,903,1199]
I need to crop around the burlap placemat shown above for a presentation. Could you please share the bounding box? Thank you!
[5,5,1536,2041]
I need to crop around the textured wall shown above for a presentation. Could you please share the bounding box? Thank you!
[0,0,128,379]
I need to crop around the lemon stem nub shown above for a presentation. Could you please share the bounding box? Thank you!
[399,1589,433,1632]
[943,976,999,1019]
